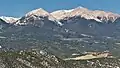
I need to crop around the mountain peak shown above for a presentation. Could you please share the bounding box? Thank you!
[16,8,63,26]
[25,8,49,17]
[75,6,88,10]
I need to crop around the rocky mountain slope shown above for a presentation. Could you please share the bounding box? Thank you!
[0,50,120,68]
[0,50,72,68]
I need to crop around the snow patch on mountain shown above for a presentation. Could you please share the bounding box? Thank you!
[0,16,19,23]
[25,8,49,17]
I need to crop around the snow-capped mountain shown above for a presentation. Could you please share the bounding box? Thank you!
[0,16,19,24]
[16,8,63,26]
[1,6,120,25]
[51,6,120,23]
[25,8,50,17]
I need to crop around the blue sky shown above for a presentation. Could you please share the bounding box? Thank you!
[0,0,120,17]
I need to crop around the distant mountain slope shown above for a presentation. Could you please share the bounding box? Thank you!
[1,6,120,50]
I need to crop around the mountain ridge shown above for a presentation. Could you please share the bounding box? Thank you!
[51,6,120,23]
[0,6,120,25]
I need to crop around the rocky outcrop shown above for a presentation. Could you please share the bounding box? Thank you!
[0,50,72,68]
